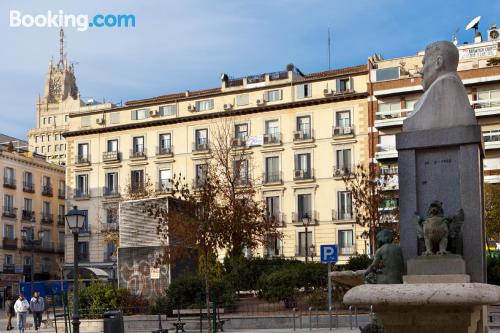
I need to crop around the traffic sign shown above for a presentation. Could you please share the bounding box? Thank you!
[320,244,338,263]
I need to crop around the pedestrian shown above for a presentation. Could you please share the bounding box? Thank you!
[29,291,45,331]
[5,296,15,330]
[14,295,29,333]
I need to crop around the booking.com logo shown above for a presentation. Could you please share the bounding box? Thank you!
[9,10,136,31]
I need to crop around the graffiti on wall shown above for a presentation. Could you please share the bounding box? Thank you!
[118,246,169,298]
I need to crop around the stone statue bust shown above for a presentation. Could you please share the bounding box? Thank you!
[403,41,477,131]
[364,229,404,284]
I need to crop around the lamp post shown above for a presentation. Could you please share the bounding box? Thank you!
[361,231,370,255]
[21,229,42,285]
[302,214,311,263]
[65,206,86,333]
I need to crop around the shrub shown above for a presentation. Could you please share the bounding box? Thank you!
[344,254,373,271]
[488,253,500,286]
[71,281,133,318]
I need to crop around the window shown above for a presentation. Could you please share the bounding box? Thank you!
[337,191,352,220]
[79,210,89,232]
[48,135,52,142]
[4,167,15,186]
[107,139,118,152]
[131,170,144,191]
[106,207,118,224]
[406,99,418,110]
[236,94,249,106]
[41,258,50,273]
[159,169,172,191]
[47,145,51,152]
[297,194,312,220]
[298,231,313,256]
[337,78,351,92]
[58,204,65,220]
[41,135,45,142]
[48,117,52,124]
[265,235,281,256]
[24,198,32,212]
[23,172,33,191]
[4,225,14,239]
[110,112,120,124]
[159,133,172,154]
[296,84,312,99]
[265,196,280,222]
[264,90,282,102]
[195,164,207,187]
[43,201,51,215]
[339,230,354,255]
[35,136,39,143]
[42,118,46,125]
[234,124,248,140]
[76,174,88,197]
[4,255,13,265]
[64,115,69,123]
[4,194,14,213]
[24,256,32,266]
[265,156,280,183]
[194,129,208,150]
[195,100,214,111]
[234,159,248,184]
[336,149,352,171]
[133,136,144,153]
[375,67,400,81]
[295,153,311,178]
[81,116,90,127]
[131,109,149,120]
[41,146,45,153]
[105,172,118,195]
[379,135,396,151]
[77,143,89,163]
[105,242,116,260]
[40,230,51,245]
[58,180,65,197]
[478,89,500,107]
[78,242,89,262]
[160,105,176,116]
[55,134,60,141]
[336,111,351,128]
[296,116,311,138]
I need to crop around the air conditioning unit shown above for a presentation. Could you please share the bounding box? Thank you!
[149,110,160,117]
[293,131,304,140]
[256,99,265,106]
[96,117,105,125]
[323,88,334,96]
[187,104,196,112]
[294,169,304,178]
[223,103,233,110]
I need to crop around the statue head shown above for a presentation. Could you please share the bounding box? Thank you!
[427,200,444,217]
[376,229,394,247]
[421,41,459,91]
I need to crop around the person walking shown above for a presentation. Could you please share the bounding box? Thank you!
[29,291,44,331]
[14,295,29,333]
[5,296,15,330]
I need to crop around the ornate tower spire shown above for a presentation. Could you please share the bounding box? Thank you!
[58,28,65,68]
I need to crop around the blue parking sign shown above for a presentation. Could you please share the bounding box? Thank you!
[320,244,338,263]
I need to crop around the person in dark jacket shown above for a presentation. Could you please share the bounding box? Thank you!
[29,292,44,331]
[5,296,15,330]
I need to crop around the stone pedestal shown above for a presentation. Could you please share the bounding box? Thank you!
[404,255,470,283]
[344,283,500,333]
[396,125,486,282]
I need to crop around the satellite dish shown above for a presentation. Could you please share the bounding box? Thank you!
[466,16,481,32]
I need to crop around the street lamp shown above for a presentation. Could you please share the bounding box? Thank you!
[302,213,312,263]
[65,206,86,333]
[361,231,370,255]
[21,228,42,285]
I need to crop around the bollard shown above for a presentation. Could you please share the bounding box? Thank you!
[369,305,374,322]
[329,306,332,331]
[309,307,312,331]
[349,305,353,330]
[355,306,358,327]
[293,308,296,331]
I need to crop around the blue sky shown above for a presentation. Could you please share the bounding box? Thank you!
[0,0,498,139]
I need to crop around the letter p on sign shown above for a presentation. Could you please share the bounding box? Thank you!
[320,244,338,263]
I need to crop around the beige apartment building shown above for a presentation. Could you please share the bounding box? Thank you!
[62,63,372,277]
[369,26,500,217]
[0,142,65,293]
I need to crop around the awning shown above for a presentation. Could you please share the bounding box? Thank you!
[65,267,110,281]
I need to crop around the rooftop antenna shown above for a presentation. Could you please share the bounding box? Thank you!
[465,16,482,42]
[58,28,65,68]
[452,27,460,45]
[328,26,332,70]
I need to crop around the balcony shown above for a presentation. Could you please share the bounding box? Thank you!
[130,148,147,160]
[332,209,353,221]
[247,74,265,84]
[269,70,288,81]
[265,213,284,227]
[2,207,16,218]
[74,189,90,200]
[156,181,172,193]
[192,178,206,189]
[332,126,355,138]
[293,169,314,181]
[333,165,354,178]
[472,97,500,117]
[295,245,316,258]
[56,243,65,253]
[58,188,65,199]
[291,211,318,224]
[231,137,247,149]
[3,264,15,273]
[57,215,65,226]
[104,253,117,262]
[102,151,121,163]
[293,129,314,142]
[225,77,243,88]
[101,222,119,233]
[263,133,281,146]
[23,182,35,193]
[379,166,399,176]
[484,131,500,150]
[42,185,53,197]
[103,186,120,198]
[75,154,91,166]
[374,108,413,128]
[192,142,210,153]
[37,242,55,253]
[21,210,35,222]
[41,213,53,225]
[129,184,145,196]
[235,177,250,187]
[262,171,282,185]
[2,238,17,250]
[339,246,356,256]
[375,145,398,160]
[156,146,174,157]
[3,177,16,189]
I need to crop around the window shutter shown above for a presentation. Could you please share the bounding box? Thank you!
[296,85,304,99]
[335,79,340,92]
[131,111,137,120]
[278,90,283,100]
[349,77,354,91]
[263,91,269,102]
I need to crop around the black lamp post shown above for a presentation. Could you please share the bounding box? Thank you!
[302,214,311,263]
[21,228,42,285]
[361,230,370,255]
[65,206,86,333]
